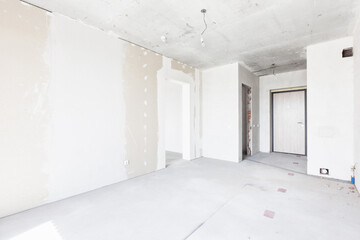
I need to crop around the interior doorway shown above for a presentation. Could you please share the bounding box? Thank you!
[271,89,307,155]
[241,84,252,159]
[164,79,191,167]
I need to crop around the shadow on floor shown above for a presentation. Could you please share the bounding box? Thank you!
[245,152,307,174]
[166,151,186,167]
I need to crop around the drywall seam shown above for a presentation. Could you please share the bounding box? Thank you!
[122,43,162,177]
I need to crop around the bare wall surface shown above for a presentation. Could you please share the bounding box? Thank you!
[353,15,360,189]
[307,37,354,181]
[259,70,307,152]
[202,64,239,162]
[48,14,128,202]
[165,81,182,153]
[202,63,258,162]
[0,0,50,218]
[0,1,199,218]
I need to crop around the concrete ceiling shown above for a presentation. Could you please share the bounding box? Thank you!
[25,0,360,75]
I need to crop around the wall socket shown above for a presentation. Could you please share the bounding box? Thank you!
[320,168,329,175]
[124,160,129,166]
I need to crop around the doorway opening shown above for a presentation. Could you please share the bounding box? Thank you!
[271,88,307,156]
[164,79,191,167]
[241,84,252,160]
[246,87,307,175]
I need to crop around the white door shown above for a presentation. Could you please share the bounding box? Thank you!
[273,90,306,155]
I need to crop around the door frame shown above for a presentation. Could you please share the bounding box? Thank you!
[240,84,252,160]
[270,87,307,156]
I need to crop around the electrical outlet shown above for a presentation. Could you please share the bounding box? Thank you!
[124,160,129,166]
[320,168,329,175]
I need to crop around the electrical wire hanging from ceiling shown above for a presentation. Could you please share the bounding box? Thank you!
[200,9,207,47]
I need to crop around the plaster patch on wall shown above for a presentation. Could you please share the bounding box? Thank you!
[171,59,195,79]
[0,0,50,217]
[123,43,162,178]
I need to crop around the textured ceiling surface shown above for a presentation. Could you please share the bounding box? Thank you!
[25,0,360,75]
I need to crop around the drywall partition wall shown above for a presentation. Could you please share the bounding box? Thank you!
[238,64,260,159]
[0,0,51,218]
[259,70,307,152]
[202,63,239,162]
[165,81,182,153]
[48,13,128,201]
[0,1,200,218]
[122,42,163,179]
[307,37,354,181]
[354,16,360,189]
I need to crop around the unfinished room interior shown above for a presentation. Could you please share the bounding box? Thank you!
[1,0,360,239]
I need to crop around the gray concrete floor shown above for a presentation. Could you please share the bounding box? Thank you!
[245,152,307,174]
[0,157,359,240]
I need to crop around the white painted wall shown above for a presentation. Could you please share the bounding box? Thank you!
[239,64,260,158]
[47,14,128,202]
[202,63,259,162]
[307,37,354,181]
[165,81,182,153]
[202,64,239,162]
[353,16,360,189]
[259,70,307,152]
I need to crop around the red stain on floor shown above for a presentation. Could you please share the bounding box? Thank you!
[288,173,295,176]
[278,188,287,193]
[264,210,275,219]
